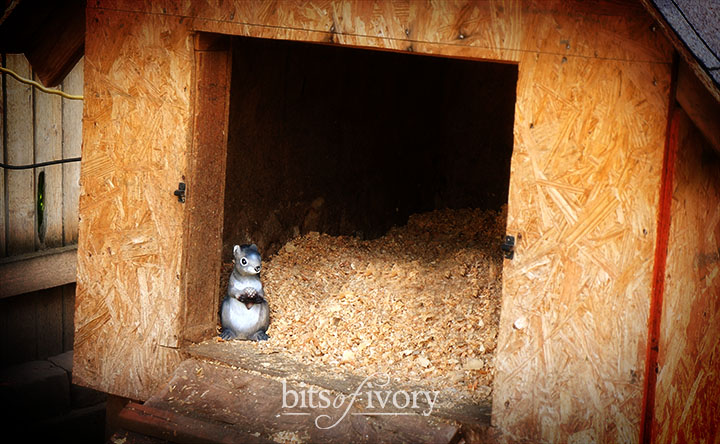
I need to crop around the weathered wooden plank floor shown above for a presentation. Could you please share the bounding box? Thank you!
[187,340,493,428]
[116,339,501,443]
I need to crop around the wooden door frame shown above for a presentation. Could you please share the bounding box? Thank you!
[180,33,233,344]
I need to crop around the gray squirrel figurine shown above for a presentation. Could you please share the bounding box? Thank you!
[220,244,270,341]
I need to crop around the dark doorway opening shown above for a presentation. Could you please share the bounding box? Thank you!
[222,37,518,257]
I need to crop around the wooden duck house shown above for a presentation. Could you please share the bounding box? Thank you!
[72,1,720,442]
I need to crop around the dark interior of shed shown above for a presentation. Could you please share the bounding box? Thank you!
[222,36,518,258]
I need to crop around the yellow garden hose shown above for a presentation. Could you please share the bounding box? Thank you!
[0,65,83,100]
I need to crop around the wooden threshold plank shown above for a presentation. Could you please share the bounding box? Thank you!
[145,358,460,444]
[118,402,273,444]
[0,245,77,298]
[186,340,492,428]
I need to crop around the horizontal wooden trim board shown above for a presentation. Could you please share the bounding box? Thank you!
[0,245,78,298]
[117,401,274,444]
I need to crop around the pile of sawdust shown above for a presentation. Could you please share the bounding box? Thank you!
[220,207,506,402]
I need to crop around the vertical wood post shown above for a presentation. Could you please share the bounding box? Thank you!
[640,56,679,444]
[180,33,233,343]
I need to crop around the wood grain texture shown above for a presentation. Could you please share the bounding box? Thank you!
[640,77,679,444]
[0,245,78,299]
[676,58,720,155]
[73,7,192,399]
[77,2,675,441]
[180,34,231,344]
[1,55,82,256]
[96,0,670,64]
[144,359,459,444]
[34,72,64,249]
[497,36,671,444]
[62,58,84,246]
[5,54,35,256]
[187,339,493,429]
[652,109,720,444]
[118,401,275,444]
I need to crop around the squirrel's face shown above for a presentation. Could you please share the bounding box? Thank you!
[233,244,262,275]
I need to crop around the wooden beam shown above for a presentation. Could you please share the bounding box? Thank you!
[676,59,720,154]
[117,402,274,444]
[0,245,77,298]
[640,60,680,444]
[180,33,232,343]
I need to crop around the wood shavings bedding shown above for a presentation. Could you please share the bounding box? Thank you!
[219,207,506,403]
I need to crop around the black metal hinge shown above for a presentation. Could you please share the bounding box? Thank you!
[174,182,186,203]
[501,235,515,259]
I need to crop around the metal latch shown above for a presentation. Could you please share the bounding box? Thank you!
[174,182,186,203]
[501,235,515,259]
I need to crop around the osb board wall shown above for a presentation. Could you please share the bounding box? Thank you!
[495,18,671,444]
[73,8,192,399]
[653,109,720,443]
[0,54,83,257]
[77,1,673,439]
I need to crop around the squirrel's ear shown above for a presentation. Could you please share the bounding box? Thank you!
[250,243,258,250]
[233,245,241,256]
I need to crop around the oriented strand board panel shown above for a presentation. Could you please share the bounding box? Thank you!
[495,46,672,444]
[653,110,720,443]
[78,4,673,441]
[101,1,670,65]
[73,7,193,399]
[495,25,672,444]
